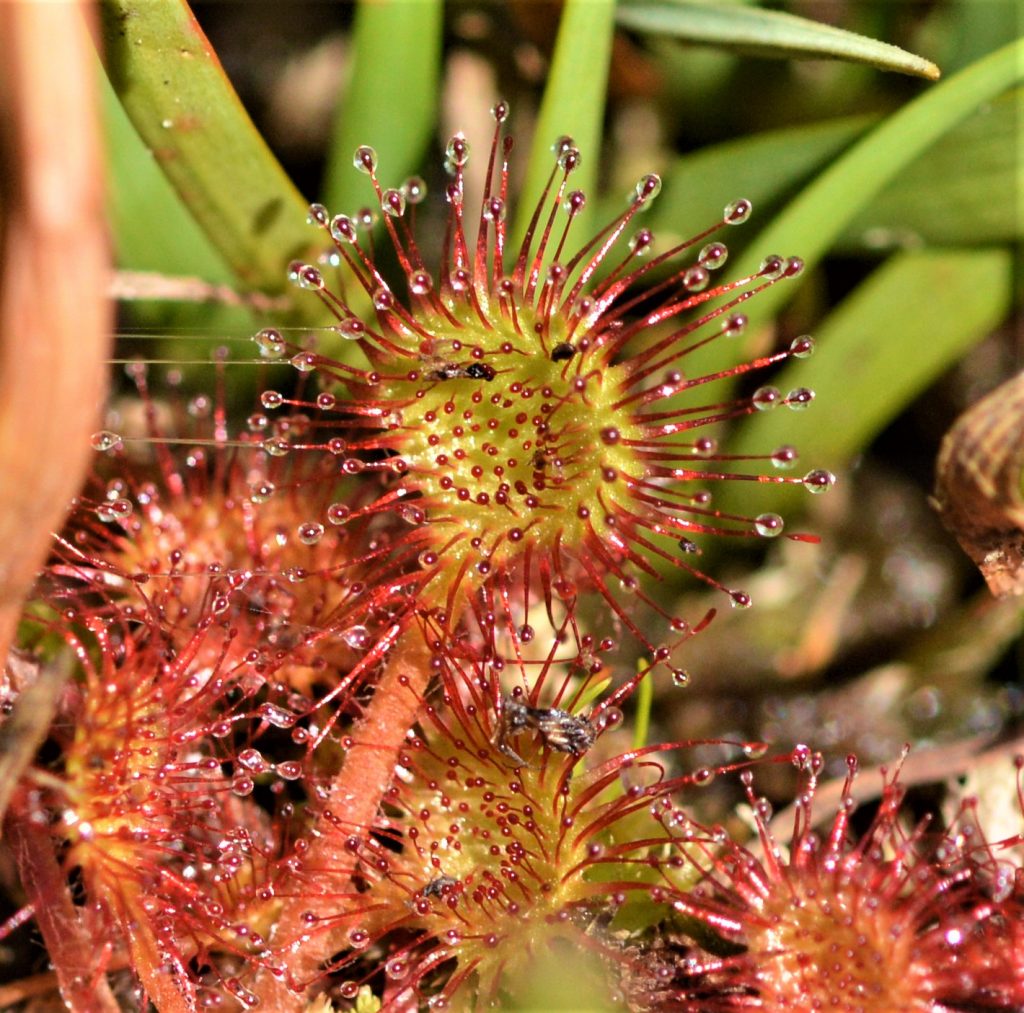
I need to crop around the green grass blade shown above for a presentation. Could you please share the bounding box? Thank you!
[729,36,1024,339]
[632,662,654,751]
[635,114,875,254]
[616,1,940,79]
[838,86,1024,249]
[323,0,442,213]
[104,75,231,284]
[722,249,1013,517]
[99,0,320,317]
[513,0,616,250]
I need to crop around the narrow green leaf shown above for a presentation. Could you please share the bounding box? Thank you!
[632,664,653,751]
[635,114,874,253]
[729,37,1024,338]
[837,87,1024,249]
[323,0,442,213]
[722,249,1013,517]
[616,1,940,80]
[99,0,320,316]
[513,0,616,250]
[104,75,265,373]
[104,76,231,282]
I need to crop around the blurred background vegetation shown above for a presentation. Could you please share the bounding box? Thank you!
[101,0,1022,815]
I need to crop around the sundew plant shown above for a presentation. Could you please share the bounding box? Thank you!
[1,1,1023,1010]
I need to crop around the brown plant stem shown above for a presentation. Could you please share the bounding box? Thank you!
[256,623,433,1006]
[5,795,120,1012]
[0,0,111,663]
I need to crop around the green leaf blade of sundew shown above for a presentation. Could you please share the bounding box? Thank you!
[615,1,940,80]
[728,37,1024,341]
[323,0,442,214]
[98,0,323,323]
[512,0,616,253]
[720,249,1013,519]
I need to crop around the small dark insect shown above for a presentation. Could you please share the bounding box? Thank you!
[427,361,496,381]
[550,342,576,362]
[465,362,496,380]
[493,697,596,766]
[421,875,459,899]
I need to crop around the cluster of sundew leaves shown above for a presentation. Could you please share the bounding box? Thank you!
[264,612,780,1009]
[631,749,1024,1011]
[5,105,861,1010]
[261,101,835,675]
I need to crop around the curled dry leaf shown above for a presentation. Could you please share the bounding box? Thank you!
[934,371,1024,596]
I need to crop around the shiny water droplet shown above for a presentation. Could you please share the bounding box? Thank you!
[752,385,781,411]
[445,135,470,168]
[90,430,122,452]
[276,761,302,781]
[683,266,709,292]
[342,625,370,650]
[96,498,133,523]
[722,312,747,338]
[786,387,815,410]
[385,957,408,980]
[754,512,784,538]
[253,327,285,359]
[789,334,814,358]
[261,390,283,410]
[326,503,350,525]
[307,203,329,226]
[353,145,377,174]
[237,748,268,773]
[249,481,276,504]
[262,436,290,457]
[759,255,785,280]
[403,175,427,203]
[724,198,752,224]
[483,197,506,222]
[628,229,653,255]
[331,214,357,244]
[671,668,690,688]
[408,270,433,296]
[730,589,753,609]
[258,703,297,728]
[291,352,317,373]
[298,522,324,545]
[698,242,728,269]
[381,187,407,218]
[802,468,836,494]
[771,445,798,469]
[634,173,661,204]
[294,264,324,290]
[337,317,365,340]
[397,503,426,525]
[232,777,255,797]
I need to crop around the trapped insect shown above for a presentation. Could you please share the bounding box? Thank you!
[493,697,597,766]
